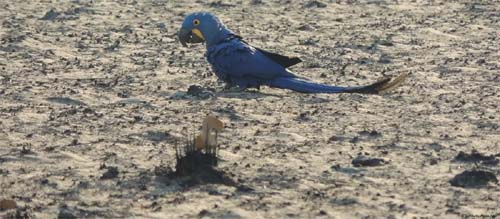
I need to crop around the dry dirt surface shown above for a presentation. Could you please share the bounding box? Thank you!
[1,0,500,218]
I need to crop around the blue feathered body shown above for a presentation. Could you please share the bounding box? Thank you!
[205,37,372,93]
[206,37,295,88]
[179,12,403,94]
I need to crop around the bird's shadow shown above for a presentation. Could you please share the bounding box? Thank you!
[181,84,283,100]
[214,89,283,100]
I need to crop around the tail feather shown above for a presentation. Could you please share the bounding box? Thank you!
[268,73,408,94]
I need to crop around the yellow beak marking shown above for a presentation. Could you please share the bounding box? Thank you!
[192,28,205,41]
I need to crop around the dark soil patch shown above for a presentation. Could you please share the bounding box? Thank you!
[453,150,499,166]
[450,170,498,188]
[352,155,386,167]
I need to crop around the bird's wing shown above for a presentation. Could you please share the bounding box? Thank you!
[234,35,302,68]
[209,40,296,81]
[254,47,302,68]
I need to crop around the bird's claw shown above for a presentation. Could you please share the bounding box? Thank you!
[222,84,246,93]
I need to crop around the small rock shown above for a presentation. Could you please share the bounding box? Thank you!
[100,166,119,180]
[476,58,486,64]
[236,185,254,192]
[105,40,120,52]
[20,144,31,155]
[156,22,167,30]
[330,197,357,205]
[40,178,49,185]
[378,57,391,64]
[359,130,381,137]
[427,143,443,152]
[328,136,338,142]
[352,155,386,167]
[251,0,264,5]
[57,207,77,219]
[301,38,318,46]
[117,91,129,98]
[198,209,210,217]
[208,1,234,8]
[40,9,60,20]
[369,130,381,136]
[78,181,89,189]
[120,25,133,33]
[379,40,394,46]
[349,136,359,143]
[429,158,439,165]
[297,112,310,121]
[298,24,315,31]
[305,0,327,8]
[70,139,79,146]
[82,108,94,114]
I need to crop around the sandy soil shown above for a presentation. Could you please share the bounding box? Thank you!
[1,0,499,218]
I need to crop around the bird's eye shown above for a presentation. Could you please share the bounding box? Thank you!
[193,19,200,26]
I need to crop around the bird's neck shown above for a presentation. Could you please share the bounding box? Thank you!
[205,28,235,48]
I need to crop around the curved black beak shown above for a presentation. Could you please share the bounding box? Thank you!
[178,28,204,47]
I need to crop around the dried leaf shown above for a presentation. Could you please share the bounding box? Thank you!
[0,199,17,210]
[195,116,224,150]
[204,115,224,131]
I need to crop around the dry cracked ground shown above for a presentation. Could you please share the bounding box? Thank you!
[1,0,499,218]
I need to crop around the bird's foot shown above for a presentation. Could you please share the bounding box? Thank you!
[222,84,247,93]
[187,85,214,99]
[223,83,235,90]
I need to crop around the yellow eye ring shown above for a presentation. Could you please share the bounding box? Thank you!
[193,19,200,26]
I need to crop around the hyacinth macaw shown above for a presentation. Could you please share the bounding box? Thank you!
[178,12,406,94]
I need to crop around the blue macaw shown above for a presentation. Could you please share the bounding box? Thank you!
[178,12,406,94]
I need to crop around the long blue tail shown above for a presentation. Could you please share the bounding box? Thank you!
[268,75,407,94]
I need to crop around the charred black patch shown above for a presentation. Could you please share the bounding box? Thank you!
[163,135,250,191]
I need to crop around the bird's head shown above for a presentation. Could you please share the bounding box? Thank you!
[178,12,233,47]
